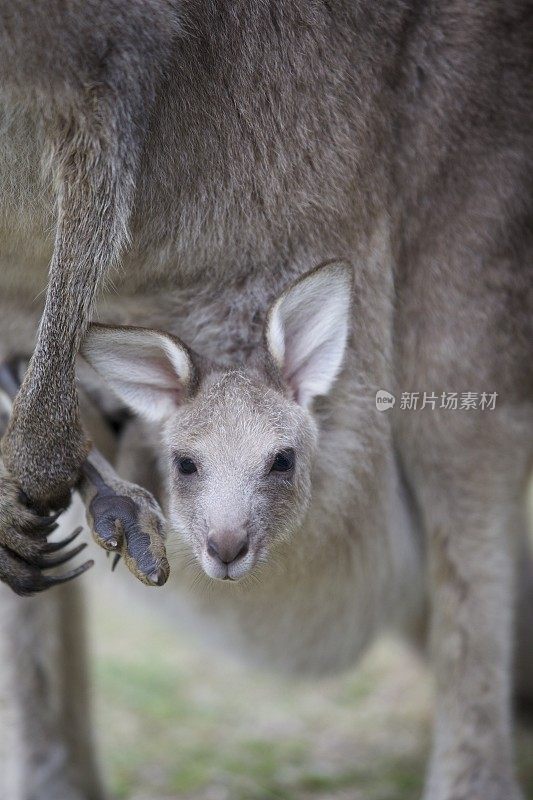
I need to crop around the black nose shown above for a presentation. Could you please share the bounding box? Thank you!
[207,531,249,565]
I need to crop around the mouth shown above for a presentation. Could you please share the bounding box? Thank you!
[200,546,259,582]
[202,559,251,582]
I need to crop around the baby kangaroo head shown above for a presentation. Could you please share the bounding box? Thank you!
[82,262,352,581]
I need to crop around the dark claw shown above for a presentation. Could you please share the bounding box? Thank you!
[40,521,60,534]
[25,522,60,538]
[43,526,83,553]
[1,550,94,597]
[35,522,59,536]
[38,559,94,591]
[111,552,121,571]
[33,512,62,527]
[35,542,87,569]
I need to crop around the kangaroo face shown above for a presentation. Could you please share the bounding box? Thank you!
[82,261,352,580]
[164,370,316,580]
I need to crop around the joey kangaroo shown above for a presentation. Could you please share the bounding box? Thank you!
[0,2,532,799]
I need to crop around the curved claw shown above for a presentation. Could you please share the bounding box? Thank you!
[32,512,62,528]
[37,559,94,592]
[34,541,87,569]
[0,546,94,596]
[43,526,83,553]
[25,522,60,538]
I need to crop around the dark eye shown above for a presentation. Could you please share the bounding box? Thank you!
[270,449,295,473]
[176,457,197,475]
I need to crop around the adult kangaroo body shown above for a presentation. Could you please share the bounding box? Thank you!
[0,2,532,799]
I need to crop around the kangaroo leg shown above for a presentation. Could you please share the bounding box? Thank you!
[0,572,105,800]
[0,1,179,509]
[407,425,526,800]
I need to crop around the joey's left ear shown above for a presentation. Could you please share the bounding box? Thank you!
[80,324,197,422]
[265,261,353,408]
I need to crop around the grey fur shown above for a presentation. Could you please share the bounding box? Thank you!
[0,1,532,798]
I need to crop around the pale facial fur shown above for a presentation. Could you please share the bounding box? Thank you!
[82,261,352,581]
[165,370,315,580]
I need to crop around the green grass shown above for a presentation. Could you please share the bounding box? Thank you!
[89,584,533,800]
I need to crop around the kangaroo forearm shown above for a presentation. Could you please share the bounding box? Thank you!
[0,0,181,441]
[2,177,129,503]
[0,1,177,502]
[3,146,138,499]
[31,162,136,374]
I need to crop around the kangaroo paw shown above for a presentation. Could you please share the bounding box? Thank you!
[0,470,93,595]
[0,364,93,595]
[80,453,169,587]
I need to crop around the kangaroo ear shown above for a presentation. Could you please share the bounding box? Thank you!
[265,262,352,408]
[80,324,196,422]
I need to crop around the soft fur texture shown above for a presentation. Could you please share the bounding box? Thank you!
[0,2,532,799]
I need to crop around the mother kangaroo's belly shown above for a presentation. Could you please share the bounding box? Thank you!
[166,538,388,678]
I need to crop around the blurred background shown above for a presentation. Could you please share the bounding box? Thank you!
[86,566,533,800]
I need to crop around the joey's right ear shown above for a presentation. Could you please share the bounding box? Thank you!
[80,324,196,422]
